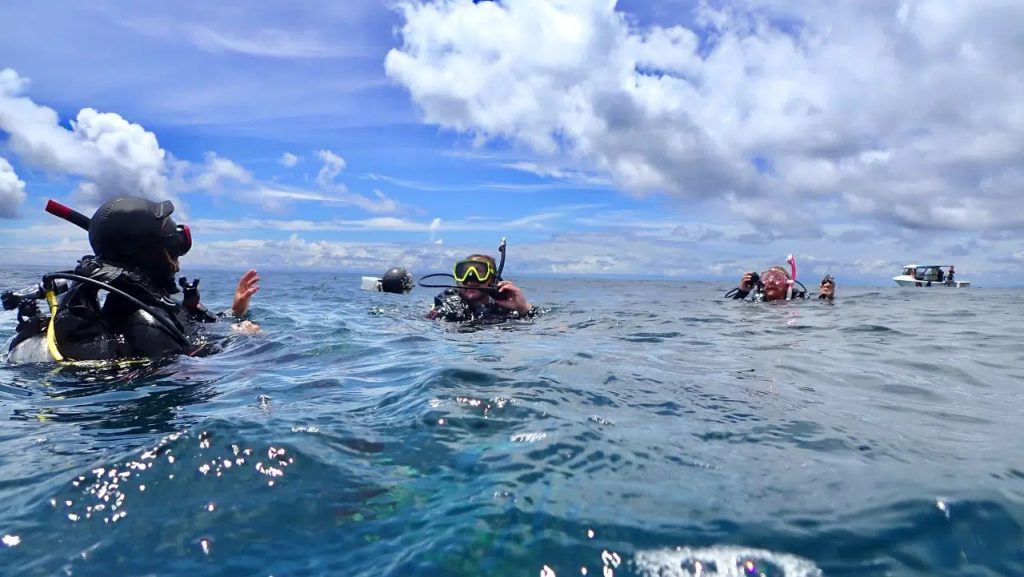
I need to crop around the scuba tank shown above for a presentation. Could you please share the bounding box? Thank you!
[3,278,71,364]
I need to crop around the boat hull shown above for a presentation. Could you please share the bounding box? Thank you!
[894,276,970,288]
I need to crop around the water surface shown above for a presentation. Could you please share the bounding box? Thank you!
[1,269,1022,576]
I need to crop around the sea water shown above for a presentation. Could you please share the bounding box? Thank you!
[0,267,1022,576]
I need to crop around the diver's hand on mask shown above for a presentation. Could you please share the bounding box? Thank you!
[232,269,260,317]
[492,280,531,315]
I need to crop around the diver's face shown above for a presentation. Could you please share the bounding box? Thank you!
[458,280,488,303]
[163,249,181,274]
[764,284,787,301]
[761,271,789,301]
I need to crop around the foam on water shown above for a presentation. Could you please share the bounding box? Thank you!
[634,546,822,577]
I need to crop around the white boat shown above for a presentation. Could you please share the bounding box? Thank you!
[893,264,970,288]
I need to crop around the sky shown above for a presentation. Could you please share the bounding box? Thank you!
[0,0,1022,286]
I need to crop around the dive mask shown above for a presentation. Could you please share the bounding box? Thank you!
[760,268,789,292]
[453,259,495,284]
[162,220,192,258]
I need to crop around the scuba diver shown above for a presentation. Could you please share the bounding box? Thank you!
[420,239,534,323]
[726,255,835,302]
[3,197,260,364]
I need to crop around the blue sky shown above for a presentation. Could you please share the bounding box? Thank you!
[1,0,1022,286]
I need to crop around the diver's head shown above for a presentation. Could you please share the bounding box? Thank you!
[88,197,191,286]
[760,266,791,301]
[380,267,413,294]
[453,254,496,303]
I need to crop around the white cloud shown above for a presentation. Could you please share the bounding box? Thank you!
[185,24,358,59]
[385,0,1024,231]
[238,149,399,214]
[193,152,253,190]
[316,149,347,188]
[193,215,431,233]
[279,152,300,167]
[428,216,442,243]
[499,161,610,186]
[0,157,26,218]
[255,185,399,214]
[0,70,397,217]
[191,207,586,235]
[0,68,175,207]
[363,171,599,192]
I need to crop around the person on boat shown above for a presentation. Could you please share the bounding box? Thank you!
[730,266,835,301]
[16,197,260,362]
[426,254,534,323]
[947,265,955,286]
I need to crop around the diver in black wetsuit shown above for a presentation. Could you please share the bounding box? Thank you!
[426,254,534,323]
[21,197,261,362]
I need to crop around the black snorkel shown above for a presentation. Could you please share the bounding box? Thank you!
[495,236,507,282]
[23,199,191,347]
[418,237,508,298]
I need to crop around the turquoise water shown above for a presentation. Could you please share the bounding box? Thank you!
[1,268,1023,576]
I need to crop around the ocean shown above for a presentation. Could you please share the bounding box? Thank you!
[1,267,1022,576]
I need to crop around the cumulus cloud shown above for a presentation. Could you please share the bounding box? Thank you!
[0,157,26,218]
[0,68,175,207]
[279,152,300,167]
[386,0,1024,231]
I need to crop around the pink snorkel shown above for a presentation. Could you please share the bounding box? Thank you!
[786,254,797,300]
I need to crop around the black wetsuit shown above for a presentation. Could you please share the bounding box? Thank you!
[50,257,217,361]
[432,288,534,324]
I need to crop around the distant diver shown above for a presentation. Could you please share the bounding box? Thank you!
[419,238,535,323]
[725,255,835,301]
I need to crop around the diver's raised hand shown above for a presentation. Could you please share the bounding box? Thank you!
[232,269,260,317]
[492,280,531,315]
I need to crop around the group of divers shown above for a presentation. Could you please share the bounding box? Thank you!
[1,196,836,366]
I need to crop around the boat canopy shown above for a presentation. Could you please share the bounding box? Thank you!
[899,264,956,282]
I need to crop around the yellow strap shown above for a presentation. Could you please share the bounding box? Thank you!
[45,290,65,363]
